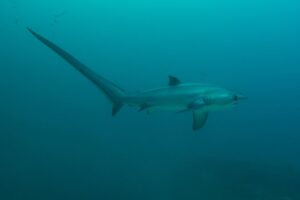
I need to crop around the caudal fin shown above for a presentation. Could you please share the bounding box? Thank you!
[27,27,125,116]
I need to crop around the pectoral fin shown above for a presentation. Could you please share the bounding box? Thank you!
[193,111,208,130]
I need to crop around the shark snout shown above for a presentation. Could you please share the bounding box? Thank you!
[231,94,247,106]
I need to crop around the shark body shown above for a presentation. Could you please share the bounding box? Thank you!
[27,28,246,130]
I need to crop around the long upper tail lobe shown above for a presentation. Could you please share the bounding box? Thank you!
[27,28,125,116]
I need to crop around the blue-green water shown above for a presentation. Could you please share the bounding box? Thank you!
[1,0,300,199]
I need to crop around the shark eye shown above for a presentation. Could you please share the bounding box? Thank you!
[233,95,238,101]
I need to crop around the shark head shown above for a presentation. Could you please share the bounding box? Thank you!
[204,88,247,110]
[190,87,247,130]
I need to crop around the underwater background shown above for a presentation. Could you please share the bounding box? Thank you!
[1,0,300,199]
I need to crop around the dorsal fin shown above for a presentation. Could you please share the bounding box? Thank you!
[168,75,181,86]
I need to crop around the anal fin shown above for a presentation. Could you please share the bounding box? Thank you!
[138,103,152,112]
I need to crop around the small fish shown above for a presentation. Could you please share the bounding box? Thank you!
[54,11,66,18]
